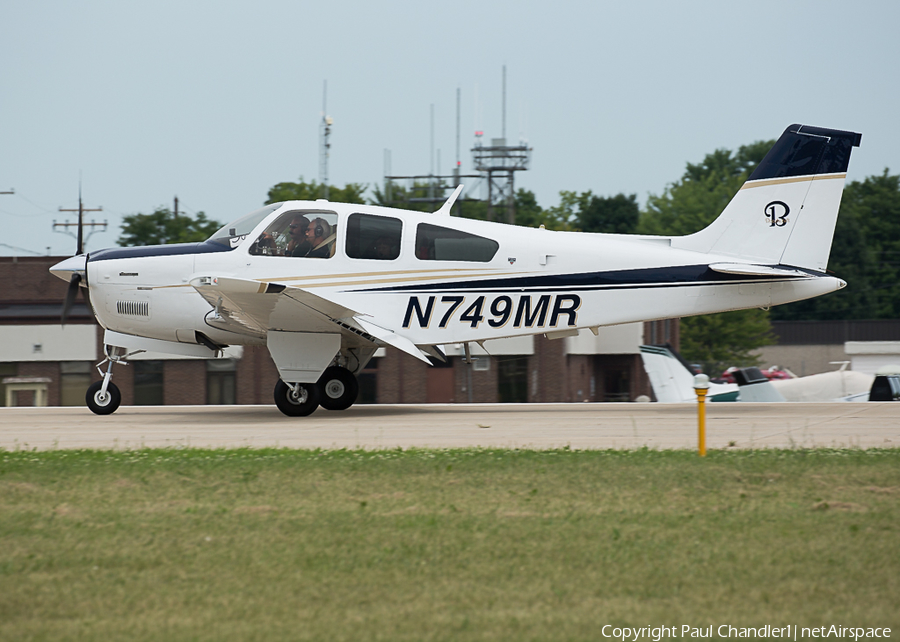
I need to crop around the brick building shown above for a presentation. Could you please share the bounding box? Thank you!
[1,256,672,408]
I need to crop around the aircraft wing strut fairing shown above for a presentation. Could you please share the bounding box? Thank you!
[49,123,862,416]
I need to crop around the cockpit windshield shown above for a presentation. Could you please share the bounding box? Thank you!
[206,203,282,248]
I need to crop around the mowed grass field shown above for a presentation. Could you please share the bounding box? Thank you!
[1,447,898,641]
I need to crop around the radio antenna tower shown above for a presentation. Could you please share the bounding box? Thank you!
[471,65,531,223]
[319,80,333,200]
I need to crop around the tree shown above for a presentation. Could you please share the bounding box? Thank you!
[578,193,639,234]
[770,169,900,321]
[680,310,776,375]
[638,140,776,369]
[267,177,366,205]
[639,141,772,236]
[118,208,221,246]
[538,190,639,233]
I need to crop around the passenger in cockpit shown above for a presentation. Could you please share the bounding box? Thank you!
[305,218,334,258]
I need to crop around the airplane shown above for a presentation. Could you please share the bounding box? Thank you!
[639,344,874,403]
[49,123,862,416]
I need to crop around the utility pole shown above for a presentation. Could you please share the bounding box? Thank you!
[173,195,179,220]
[56,186,105,254]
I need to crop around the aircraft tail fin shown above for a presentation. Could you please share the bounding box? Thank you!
[639,344,739,403]
[672,124,862,272]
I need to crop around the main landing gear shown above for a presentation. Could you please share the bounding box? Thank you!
[273,365,359,417]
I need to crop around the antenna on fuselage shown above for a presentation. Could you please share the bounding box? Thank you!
[435,185,464,216]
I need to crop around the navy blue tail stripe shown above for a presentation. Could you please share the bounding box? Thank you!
[748,124,861,181]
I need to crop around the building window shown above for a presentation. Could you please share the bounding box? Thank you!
[133,360,164,405]
[60,361,92,406]
[498,356,528,403]
[357,372,377,404]
[207,359,237,405]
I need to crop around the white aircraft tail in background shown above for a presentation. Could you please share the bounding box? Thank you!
[639,345,743,403]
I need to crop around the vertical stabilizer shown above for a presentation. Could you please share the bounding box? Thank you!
[672,125,861,272]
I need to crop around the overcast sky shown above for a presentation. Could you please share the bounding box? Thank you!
[2,0,897,256]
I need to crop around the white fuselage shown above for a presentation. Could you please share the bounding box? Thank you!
[83,201,843,350]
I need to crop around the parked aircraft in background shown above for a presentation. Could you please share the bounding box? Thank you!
[639,345,875,403]
[639,344,782,402]
[50,124,862,416]
[769,362,873,402]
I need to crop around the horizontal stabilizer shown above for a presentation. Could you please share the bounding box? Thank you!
[708,263,810,278]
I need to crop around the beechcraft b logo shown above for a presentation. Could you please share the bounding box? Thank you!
[765,201,790,227]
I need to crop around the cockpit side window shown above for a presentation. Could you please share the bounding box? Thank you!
[346,213,402,260]
[248,210,339,258]
[415,223,499,262]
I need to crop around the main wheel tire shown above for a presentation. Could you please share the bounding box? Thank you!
[317,366,359,411]
[274,380,320,417]
[86,381,121,415]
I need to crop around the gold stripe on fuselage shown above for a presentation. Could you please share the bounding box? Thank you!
[151,268,523,291]
[263,269,524,290]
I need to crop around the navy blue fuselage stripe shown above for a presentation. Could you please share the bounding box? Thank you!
[88,241,233,262]
[349,265,808,294]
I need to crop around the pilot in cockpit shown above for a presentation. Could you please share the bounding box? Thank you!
[285,215,311,257]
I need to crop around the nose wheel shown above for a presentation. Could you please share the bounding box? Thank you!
[274,380,321,417]
[86,347,126,415]
[317,366,359,411]
[86,380,121,415]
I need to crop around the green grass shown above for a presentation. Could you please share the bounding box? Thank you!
[1,448,898,641]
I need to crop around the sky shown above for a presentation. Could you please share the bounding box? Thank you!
[2,0,898,256]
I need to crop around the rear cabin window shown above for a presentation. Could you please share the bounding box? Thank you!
[415,223,499,262]
[346,213,402,260]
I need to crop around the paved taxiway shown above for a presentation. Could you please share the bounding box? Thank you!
[1,402,898,450]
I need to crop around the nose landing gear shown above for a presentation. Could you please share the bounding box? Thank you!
[85,347,128,415]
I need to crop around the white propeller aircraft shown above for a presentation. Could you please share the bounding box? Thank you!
[50,123,861,416]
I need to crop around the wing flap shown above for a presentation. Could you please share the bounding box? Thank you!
[355,318,433,364]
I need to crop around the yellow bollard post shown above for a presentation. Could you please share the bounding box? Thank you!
[693,374,710,457]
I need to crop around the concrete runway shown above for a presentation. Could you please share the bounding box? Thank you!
[1,402,899,451]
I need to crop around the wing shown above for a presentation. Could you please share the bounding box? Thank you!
[190,276,431,362]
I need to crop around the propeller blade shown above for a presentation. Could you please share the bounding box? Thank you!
[61,273,82,326]
[76,182,84,255]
